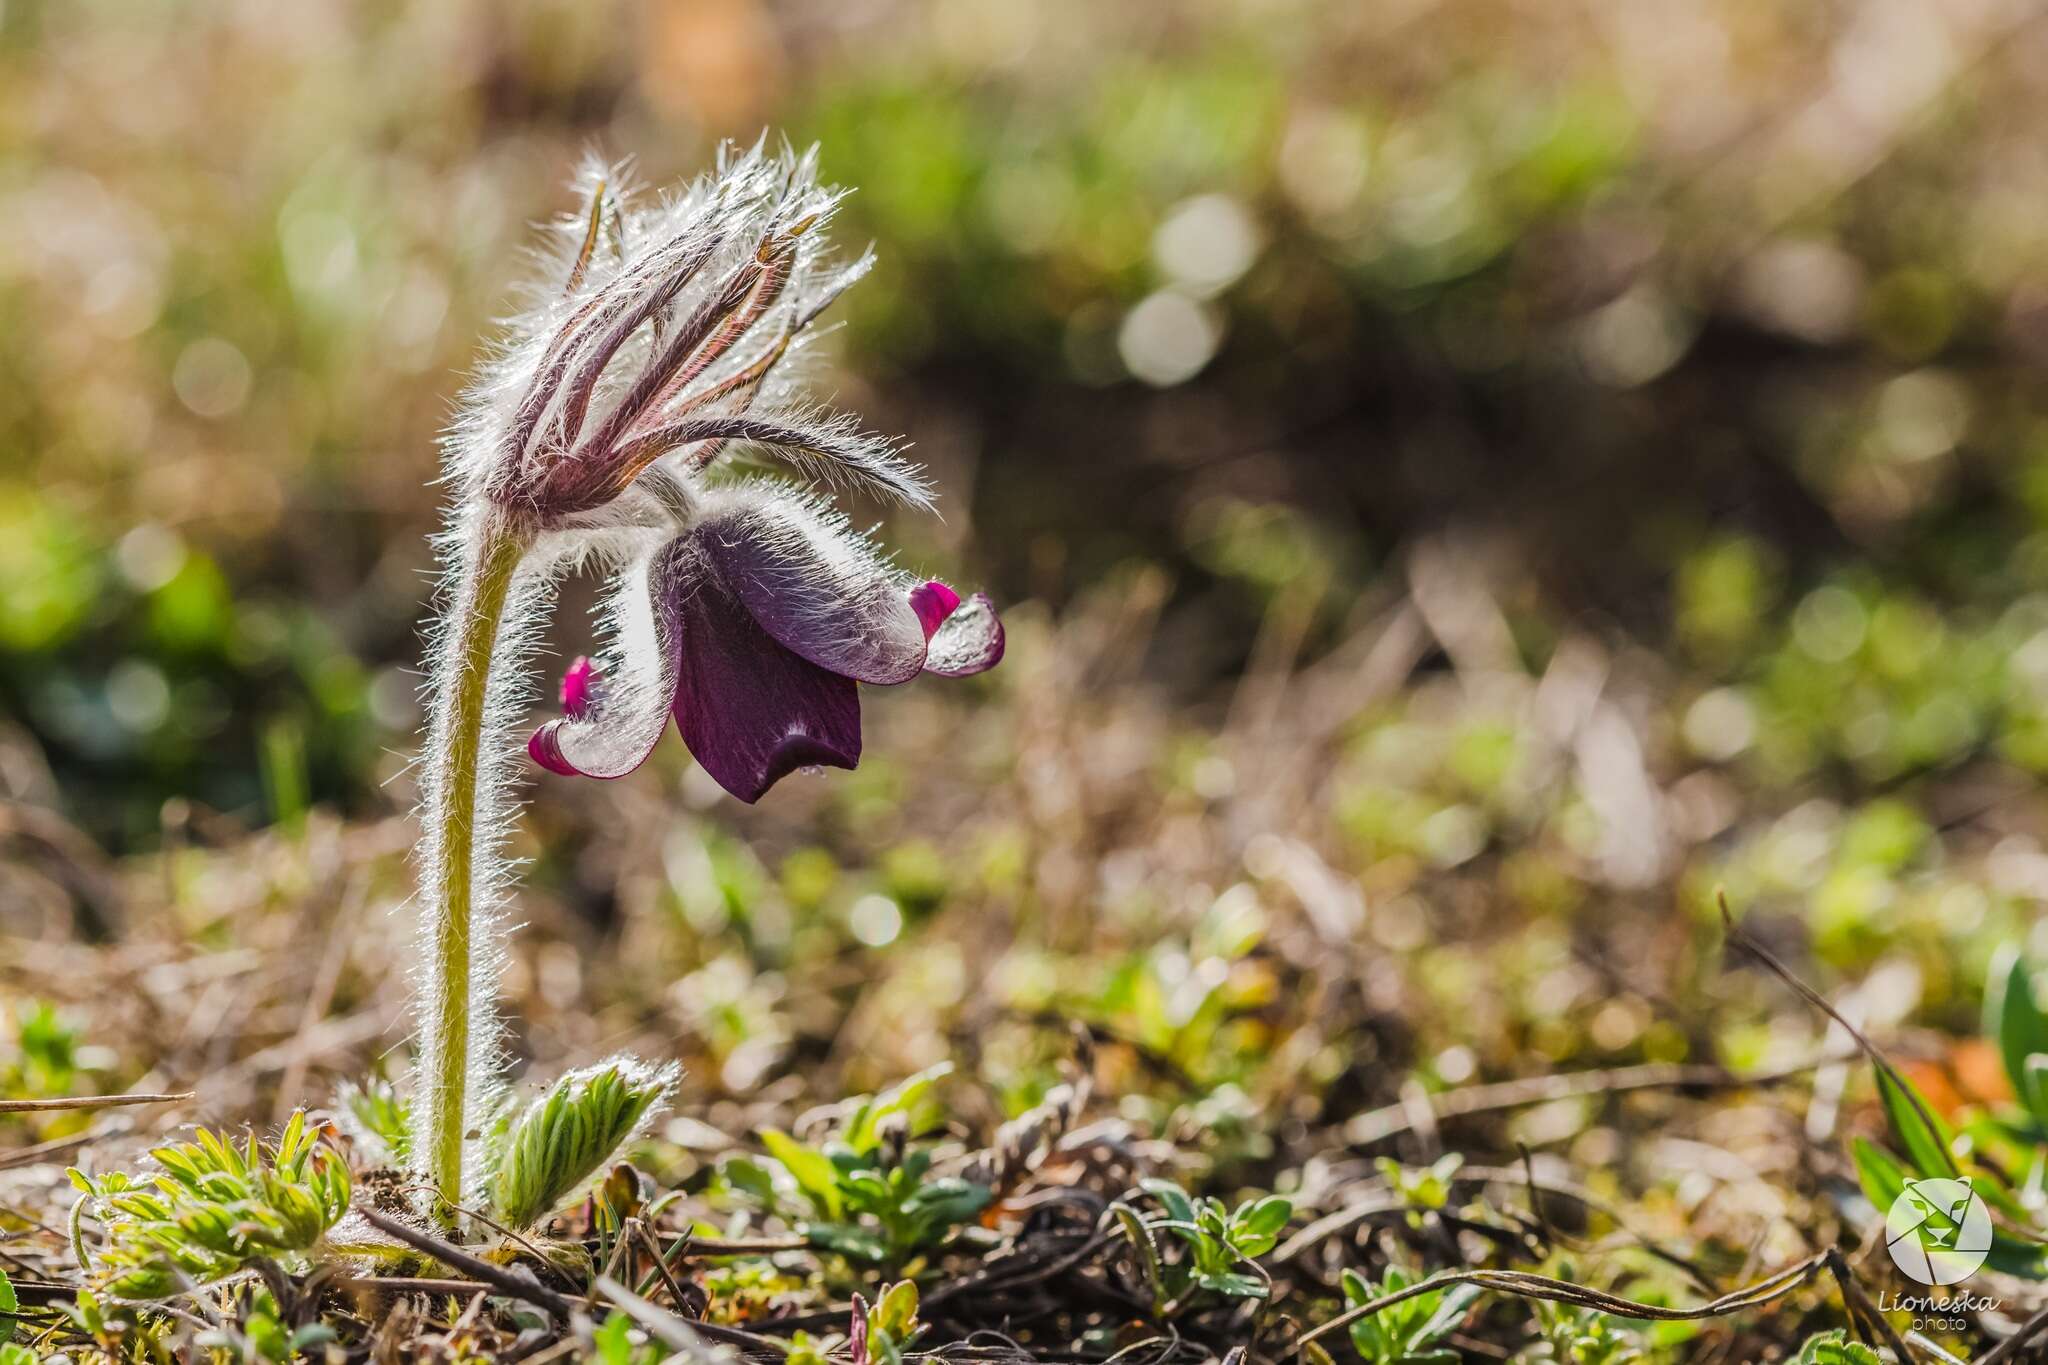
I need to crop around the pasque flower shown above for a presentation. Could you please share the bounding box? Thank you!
[471,142,1004,802]
[408,141,1002,1219]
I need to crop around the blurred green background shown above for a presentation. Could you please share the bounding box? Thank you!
[5,0,2048,850]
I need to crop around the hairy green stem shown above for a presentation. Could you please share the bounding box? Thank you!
[418,510,531,1221]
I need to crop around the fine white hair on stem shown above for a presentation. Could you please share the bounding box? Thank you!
[408,500,661,1205]
[407,507,551,1203]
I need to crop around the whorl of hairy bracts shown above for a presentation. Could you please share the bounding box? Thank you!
[485,1058,678,1231]
[442,140,926,527]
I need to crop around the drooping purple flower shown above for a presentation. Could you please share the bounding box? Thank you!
[528,490,1003,802]
[469,143,1003,803]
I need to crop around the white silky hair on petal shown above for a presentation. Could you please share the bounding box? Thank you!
[704,479,908,595]
[701,479,932,673]
[574,146,854,457]
[562,524,685,764]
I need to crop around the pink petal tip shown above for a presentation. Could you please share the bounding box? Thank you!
[909,581,963,639]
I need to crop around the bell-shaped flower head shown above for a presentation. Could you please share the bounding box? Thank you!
[529,489,1002,802]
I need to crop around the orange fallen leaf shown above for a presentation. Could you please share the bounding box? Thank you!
[1896,1057,1969,1120]
[1950,1037,2015,1107]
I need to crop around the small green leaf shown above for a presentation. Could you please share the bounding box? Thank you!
[1852,1139,1909,1218]
[339,1077,413,1164]
[760,1129,844,1221]
[1230,1228,1280,1258]
[0,1269,16,1342]
[1236,1194,1292,1239]
[1140,1178,1196,1225]
[1982,1228,2048,1280]
[1875,1067,1956,1179]
[1989,945,2048,1122]
[1194,1269,1268,1299]
[1114,1205,1165,1300]
[593,1311,638,1365]
[291,1324,340,1350]
[783,1330,834,1365]
[902,1177,991,1227]
[805,1221,892,1263]
[71,1111,350,1300]
[1409,1282,1483,1350]
[2025,1055,2048,1131]
[722,1156,778,1209]
[874,1279,919,1338]
[844,1063,951,1154]
[1793,1329,1883,1365]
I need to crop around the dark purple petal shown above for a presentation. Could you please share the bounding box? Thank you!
[909,581,961,638]
[922,592,1005,677]
[698,504,927,684]
[669,538,863,802]
[527,541,694,780]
